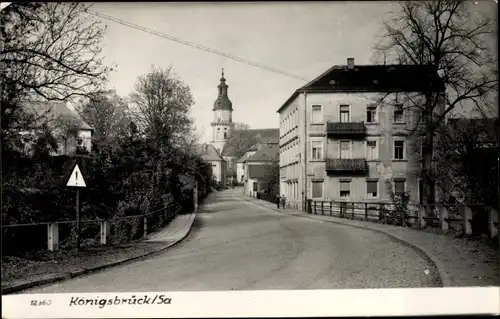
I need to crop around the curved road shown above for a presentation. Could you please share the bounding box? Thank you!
[24,188,440,293]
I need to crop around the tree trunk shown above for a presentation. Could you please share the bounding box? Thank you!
[423,95,436,220]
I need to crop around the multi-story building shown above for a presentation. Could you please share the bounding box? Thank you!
[21,100,93,156]
[277,58,445,210]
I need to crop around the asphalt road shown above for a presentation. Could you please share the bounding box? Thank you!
[24,188,440,293]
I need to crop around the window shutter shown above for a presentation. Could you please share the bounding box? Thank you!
[340,181,350,191]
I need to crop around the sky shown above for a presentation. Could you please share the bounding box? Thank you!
[91,1,497,143]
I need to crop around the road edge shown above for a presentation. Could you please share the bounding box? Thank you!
[2,212,198,295]
[245,197,451,287]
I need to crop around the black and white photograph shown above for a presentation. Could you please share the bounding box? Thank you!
[1,0,499,317]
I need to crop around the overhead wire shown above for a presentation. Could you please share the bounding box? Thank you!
[86,9,310,82]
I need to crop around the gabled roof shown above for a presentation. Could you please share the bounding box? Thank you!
[23,100,93,130]
[246,143,279,163]
[277,63,446,113]
[196,143,225,162]
[236,151,255,163]
[221,128,279,156]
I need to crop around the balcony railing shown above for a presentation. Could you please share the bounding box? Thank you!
[326,122,366,137]
[326,158,368,174]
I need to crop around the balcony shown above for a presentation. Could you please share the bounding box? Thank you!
[326,122,366,138]
[326,158,368,174]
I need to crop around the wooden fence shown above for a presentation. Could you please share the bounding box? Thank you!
[306,199,499,240]
[1,186,207,254]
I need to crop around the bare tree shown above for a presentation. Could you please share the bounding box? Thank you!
[129,65,195,212]
[129,65,194,145]
[1,2,111,153]
[262,161,280,195]
[76,90,130,148]
[224,122,258,159]
[53,116,81,155]
[372,0,498,209]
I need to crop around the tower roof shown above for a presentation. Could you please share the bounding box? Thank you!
[213,68,233,111]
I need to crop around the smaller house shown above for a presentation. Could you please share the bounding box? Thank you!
[236,146,257,184]
[22,101,93,155]
[244,143,279,197]
[197,143,227,185]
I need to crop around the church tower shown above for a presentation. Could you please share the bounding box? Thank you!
[211,69,233,154]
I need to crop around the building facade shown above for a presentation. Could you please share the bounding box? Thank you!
[277,58,445,210]
[197,143,227,184]
[21,101,93,156]
[243,143,279,197]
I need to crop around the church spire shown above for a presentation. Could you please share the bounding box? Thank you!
[213,69,233,111]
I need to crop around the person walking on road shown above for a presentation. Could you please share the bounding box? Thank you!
[281,195,286,209]
[276,194,281,209]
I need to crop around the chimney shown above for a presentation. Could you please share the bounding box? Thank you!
[347,57,354,70]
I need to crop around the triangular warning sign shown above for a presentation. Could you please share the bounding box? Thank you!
[66,164,87,187]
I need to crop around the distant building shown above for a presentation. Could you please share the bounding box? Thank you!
[242,143,279,197]
[236,148,256,184]
[197,143,227,184]
[277,57,446,210]
[208,69,279,184]
[21,100,93,156]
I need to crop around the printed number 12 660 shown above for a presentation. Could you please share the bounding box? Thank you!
[31,300,52,306]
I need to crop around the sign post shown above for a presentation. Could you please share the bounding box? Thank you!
[66,164,87,252]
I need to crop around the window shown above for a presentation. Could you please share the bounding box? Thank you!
[394,140,405,160]
[366,180,378,198]
[224,132,227,139]
[366,140,378,160]
[312,105,322,123]
[393,105,404,123]
[366,105,377,123]
[340,105,350,123]
[339,180,351,198]
[312,181,323,199]
[394,179,405,196]
[311,140,323,160]
[340,141,350,159]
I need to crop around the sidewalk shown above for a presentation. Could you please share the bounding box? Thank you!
[1,212,197,295]
[246,196,499,287]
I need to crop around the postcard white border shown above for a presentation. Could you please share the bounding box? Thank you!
[2,288,499,318]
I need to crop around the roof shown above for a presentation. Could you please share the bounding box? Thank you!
[236,151,255,163]
[213,70,233,111]
[277,63,446,113]
[221,128,279,156]
[23,100,93,130]
[196,143,225,162]
[248,164,271,180]
[246,143,279,163]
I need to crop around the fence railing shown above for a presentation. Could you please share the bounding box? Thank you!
[1,185,206,255]
[305,199,499,240]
